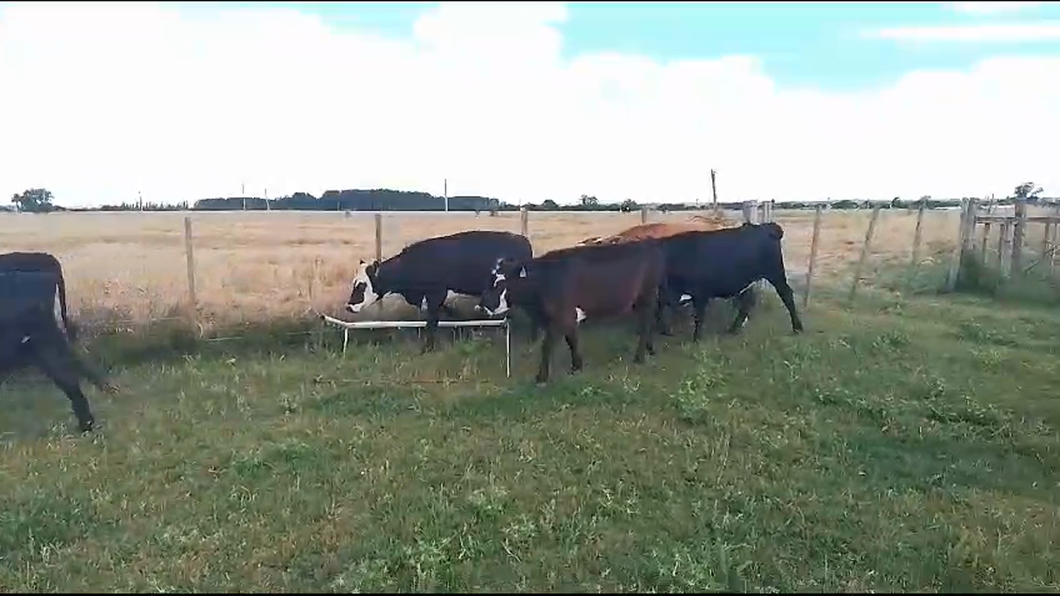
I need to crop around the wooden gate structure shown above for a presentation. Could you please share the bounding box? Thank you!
[947,198,1060,290]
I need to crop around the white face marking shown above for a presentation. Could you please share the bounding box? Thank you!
[575,307,586,323]
[346,263,379,313]
[679,293,692,304]
[492,289,510,316]
[20,335,31,344]
[420,296,429,310]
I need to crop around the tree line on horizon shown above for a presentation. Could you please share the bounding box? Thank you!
[5,183,1051,214]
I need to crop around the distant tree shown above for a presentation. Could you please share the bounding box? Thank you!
[579,194,599,208]
[541,199,559,210]
[1013,181,1044,203]
[619,198,638,213]
[10,188,56,213]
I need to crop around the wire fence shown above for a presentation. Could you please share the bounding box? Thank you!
[4,199,1039,342]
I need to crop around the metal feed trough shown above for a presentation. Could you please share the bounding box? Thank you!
[319,314,512,378]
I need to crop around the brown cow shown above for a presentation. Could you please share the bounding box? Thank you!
[578,214,738,247]
[477,239,666,384]
[577,215,747,335]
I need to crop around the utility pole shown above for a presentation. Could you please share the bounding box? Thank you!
[444,178,449,212]
[710,169,719,214]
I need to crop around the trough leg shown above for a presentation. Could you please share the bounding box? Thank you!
[766,274,804,333]
[33,344,96,433]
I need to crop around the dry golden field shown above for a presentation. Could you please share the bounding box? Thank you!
[0,207,966,332]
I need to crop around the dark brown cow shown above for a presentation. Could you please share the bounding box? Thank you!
[0,251,77,342]
[477,239,666,384]
[1,270,117,433]
[656,222,804,341]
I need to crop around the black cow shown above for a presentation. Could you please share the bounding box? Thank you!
[1,270,118,433]
[345,230,534,353]
[0,251,77,342]
[656,221,803,341]
[477,239,665,384]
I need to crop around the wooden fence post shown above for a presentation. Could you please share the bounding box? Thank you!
[374,213,383,263]
[741,201,754,224]
[946,199,971,291]
[183,216,198,334]
[520,206,529,237]
[640,206,649,224]
[710,168,719,215]
[1051,204,1060,274]
[980,222,992,267]
[1042,220,1052,265]
[803,204,823,308]
[1011,198,1027,274]
[848,206,882,304]
[999,219,1012,279]
[907,201,926,288]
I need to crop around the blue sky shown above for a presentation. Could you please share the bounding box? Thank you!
[187,1,1060,90]
[3,1,1058,205]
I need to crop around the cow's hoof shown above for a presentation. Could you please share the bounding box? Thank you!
[78,420,95,434]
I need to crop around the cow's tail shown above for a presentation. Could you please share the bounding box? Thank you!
[57,273,78,343]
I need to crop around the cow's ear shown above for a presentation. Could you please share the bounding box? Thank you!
[518,266,527,278]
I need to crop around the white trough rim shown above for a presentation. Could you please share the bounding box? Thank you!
[318,313,512,378]
[319,314,508,329]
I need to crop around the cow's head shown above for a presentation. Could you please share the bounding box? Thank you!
[478,257,525,317]
[346,260,382,314]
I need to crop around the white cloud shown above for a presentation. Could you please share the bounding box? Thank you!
[945,2,1043,16]
[1,1,1058,207]
[870,21,1060,42]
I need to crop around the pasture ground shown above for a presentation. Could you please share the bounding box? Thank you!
[2,275,1058,592]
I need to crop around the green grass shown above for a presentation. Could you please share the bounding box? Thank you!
[2,280,1059,592]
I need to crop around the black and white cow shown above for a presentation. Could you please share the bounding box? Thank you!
[656,222,804,341]
[346,230,534,352]
[1,269,118,433]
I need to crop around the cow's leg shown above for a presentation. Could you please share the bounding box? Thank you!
[564,330,583,374]
[536,323,560,385]
[726,287,757,334]
[765,274,804,333]
[525,310,542,344]
[634,285,659,360]
[33,343,96,433]
[421,293,446,353]
[654,286,675,337]
[69,351,119,394]
[691,295,710,342]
